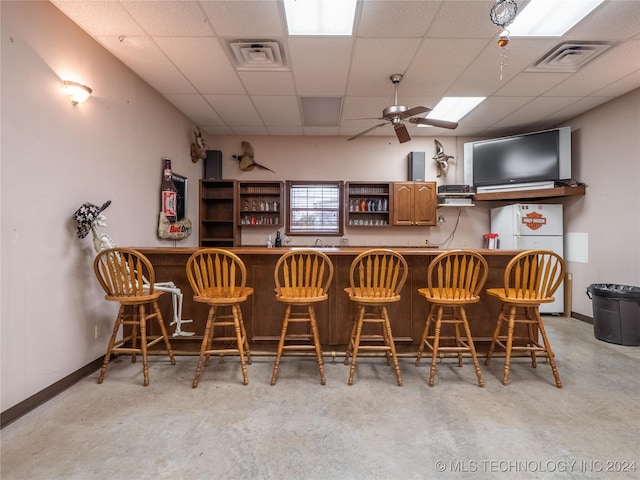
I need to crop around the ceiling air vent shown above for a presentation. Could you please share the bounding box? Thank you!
[229,40,286,71]
[527,41,614,73]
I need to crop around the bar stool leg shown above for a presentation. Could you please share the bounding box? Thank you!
[271,306,291,386]
[347,307,365,386]
[460,307,484,387]
[381,306,402,386]
[308,306,326,385]
[232,305,249,386]
[428,307,443,387]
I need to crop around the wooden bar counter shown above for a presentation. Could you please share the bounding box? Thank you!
[136,247,521,354]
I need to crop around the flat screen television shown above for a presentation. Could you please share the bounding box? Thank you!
[463,127,571,193]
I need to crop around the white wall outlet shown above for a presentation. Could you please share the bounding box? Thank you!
[94,322,101,339]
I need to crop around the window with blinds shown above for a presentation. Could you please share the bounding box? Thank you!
[286,181,344,235]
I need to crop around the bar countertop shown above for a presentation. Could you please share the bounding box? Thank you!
[136,246,521,256]
[135,246,524,351]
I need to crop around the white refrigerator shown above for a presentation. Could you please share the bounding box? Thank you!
[490,204,564,314]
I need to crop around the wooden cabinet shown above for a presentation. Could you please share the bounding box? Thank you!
[392,182,437,226]
[238,181,283,227]
[346,182,391,227]
[199,179,239,247]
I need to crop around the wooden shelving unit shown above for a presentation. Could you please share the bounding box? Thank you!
[238,181,284,227]
[473,185,586,201]
[199,179,238,247]
[346,182,391,227]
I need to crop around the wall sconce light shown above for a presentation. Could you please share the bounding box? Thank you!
[63,80,92,104]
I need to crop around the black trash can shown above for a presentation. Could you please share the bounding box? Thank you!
[586,284,640,346]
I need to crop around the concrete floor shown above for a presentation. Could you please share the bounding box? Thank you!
[1,316,639,480]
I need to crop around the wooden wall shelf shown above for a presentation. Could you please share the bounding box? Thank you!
[473,185,585,201]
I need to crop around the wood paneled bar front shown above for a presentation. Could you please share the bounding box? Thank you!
[136,247,522,354]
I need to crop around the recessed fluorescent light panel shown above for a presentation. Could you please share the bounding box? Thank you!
[424,97,485,124]
[506,0,605,37]
[284,0,357,35]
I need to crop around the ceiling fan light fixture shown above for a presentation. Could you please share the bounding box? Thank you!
[423,97,485,125]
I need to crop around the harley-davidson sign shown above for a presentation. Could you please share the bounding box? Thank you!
[521,211,547,231]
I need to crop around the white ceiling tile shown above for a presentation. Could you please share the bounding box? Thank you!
[52,0,144,36]
[566,0,640,41]
[347,38,423,95]
[593,70,640,97]
[237,72,296,95]
[251,95,302,127]
[495,72,573,97]
[204,95,263,126]
[404,39,489,95]
[164,94,225,125]
[543,96,616,125]
[492,97,582,129]
[97,36,195,94]
[200,1,285,37]
[288,38,353,96]
[462,96,535,128]
[121,0,213,36]
[426,1,498,39]
[357,1,442,38]
[53,0,640,141]
[154,37,244,94]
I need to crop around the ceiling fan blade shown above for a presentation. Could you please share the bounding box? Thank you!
[401,106,431,118]
[347,122,389,141]
[409,117,459,129]
[394,124,411,143]
[345,116,387,121]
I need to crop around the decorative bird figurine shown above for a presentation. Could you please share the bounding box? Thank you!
[433,139,454,178]
[190,127,207,163]
[232,141,276,173]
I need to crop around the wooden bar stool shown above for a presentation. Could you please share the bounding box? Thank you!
[415,250,488,387]
[93,248,175,386]
[271,249,334,385]
[344,249,408,386]
[186,248,253,388]
[485,250,565,388]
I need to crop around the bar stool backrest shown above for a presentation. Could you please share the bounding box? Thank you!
[427,250,488,301]
[94,247,154,299]
[348,249,408,299]
[274,249,333,300]
[502,250,565,302]
[186,248,248,300]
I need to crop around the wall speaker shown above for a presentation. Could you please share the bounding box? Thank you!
[204,150,222,179]
[408,151,425,181]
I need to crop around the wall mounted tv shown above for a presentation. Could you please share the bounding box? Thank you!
[463,126,571,193]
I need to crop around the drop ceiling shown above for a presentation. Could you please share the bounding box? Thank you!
[51,0,640,139]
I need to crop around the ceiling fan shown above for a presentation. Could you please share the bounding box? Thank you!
[347,74,458,143]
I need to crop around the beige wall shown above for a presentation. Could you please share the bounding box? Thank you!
[1,1,200,412]
[562,89,640,315]
[1,1,639,412]
[209,135,491,249]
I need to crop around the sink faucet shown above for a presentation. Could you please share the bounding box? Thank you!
[314,238,323,247]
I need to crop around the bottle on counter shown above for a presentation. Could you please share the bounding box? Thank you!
[161,157,177,223]
[267,235,273,248]
[275,230,282,247]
